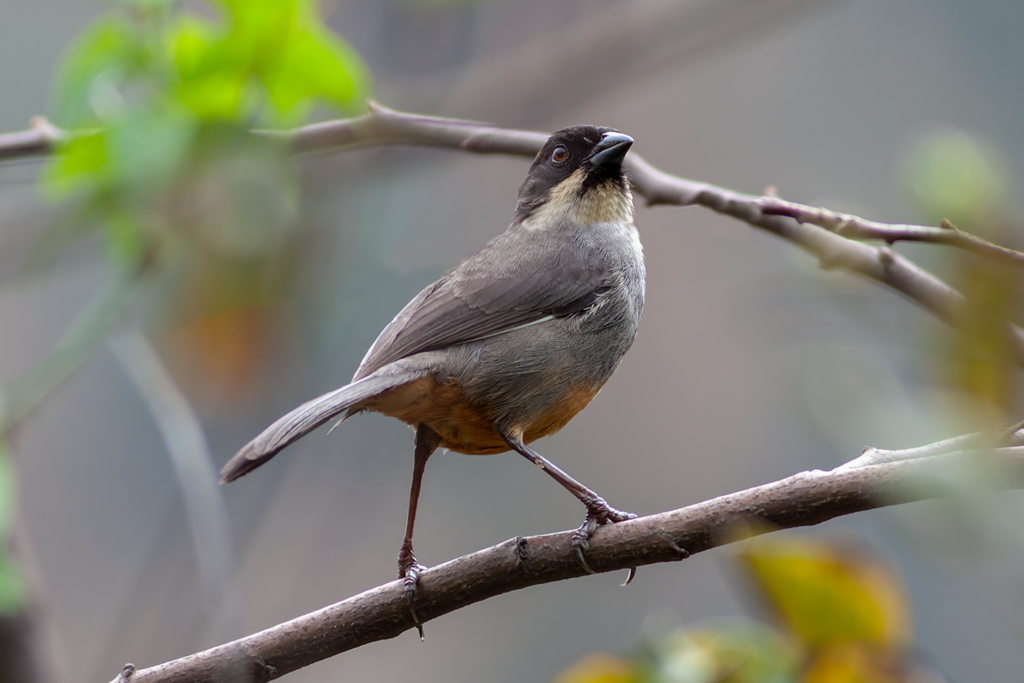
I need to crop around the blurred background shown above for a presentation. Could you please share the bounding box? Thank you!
[2,0,1024,681]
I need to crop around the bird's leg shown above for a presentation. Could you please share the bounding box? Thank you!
[500,431,636,579]
[398,423,441,639]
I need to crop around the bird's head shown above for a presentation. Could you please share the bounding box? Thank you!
[514,126,634,228]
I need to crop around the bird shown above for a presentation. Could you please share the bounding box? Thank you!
[220,125,645,635]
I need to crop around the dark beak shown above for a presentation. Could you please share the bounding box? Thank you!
[588,131,634,167]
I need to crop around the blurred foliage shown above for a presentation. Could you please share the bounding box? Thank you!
[45,0,369,265]
[553,536,945,683]
[22,0,372,405]
[905,128,1008,227]
[904,128,1023,422]
[0,441,26,615]
[739,537,910,649]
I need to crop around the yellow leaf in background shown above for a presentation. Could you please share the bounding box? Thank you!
[551,653,638,683]
[803,644,894,683]
[801,642,945,683]
[738,537,910,649]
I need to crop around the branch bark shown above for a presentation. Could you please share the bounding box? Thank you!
[0,117,63,161]
[6,104,1024,369]
[757,196,1024,269]
[119,446,1024,683]
[279,103,1024,366]
[5,105,1024,681]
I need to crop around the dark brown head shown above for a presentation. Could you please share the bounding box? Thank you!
[514,126,634,226]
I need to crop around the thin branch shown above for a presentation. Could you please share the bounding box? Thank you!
[281,104,1024,367]
[6,105,1024,366]
[758,196,1024,269]
[118,446,1024,683]
[838,425,1024,469]
[0,118,63,161]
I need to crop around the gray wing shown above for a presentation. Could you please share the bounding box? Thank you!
[354,223,612,380]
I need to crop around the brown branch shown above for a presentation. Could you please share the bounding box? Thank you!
[281,104,1024,367]
[8,104,1024,366]
[0,117,63,161]
[6,104,1024,367]
[119,447,1024,683]
[757,195,1024,269]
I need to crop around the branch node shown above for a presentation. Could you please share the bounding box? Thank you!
[114,663,136,682]
[241,643,279,680]
[658,531,690,561]
[513,536,530,568]
[831,216,857,236]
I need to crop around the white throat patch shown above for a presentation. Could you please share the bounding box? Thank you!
[521,169,634,231]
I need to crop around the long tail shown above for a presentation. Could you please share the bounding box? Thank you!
[220,365,431,483]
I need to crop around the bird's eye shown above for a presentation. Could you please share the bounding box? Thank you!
[551,146,568,163]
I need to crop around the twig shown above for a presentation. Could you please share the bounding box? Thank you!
[839,423,1024,469]
[6,106,1024,367]
[119,446,1024,682]
[0,117,64,161]
[758,196,1024,269]
[278,104,1024,367]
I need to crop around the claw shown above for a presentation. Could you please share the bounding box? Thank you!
[572,501,637,579]
[399,546,428,640]
[409,605,424,641]
[574,544,597,574]
[402,564,427,640]
[622,567,637,586]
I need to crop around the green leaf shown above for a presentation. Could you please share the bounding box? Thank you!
[44,131,110,197]
[169,18,247,120]
[261,26,370,121]
[0,442,26,615]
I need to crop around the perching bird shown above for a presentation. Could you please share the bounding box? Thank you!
[221,125,644,634]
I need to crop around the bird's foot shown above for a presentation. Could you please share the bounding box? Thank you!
[571,496,637,584]
[398,542,427,640]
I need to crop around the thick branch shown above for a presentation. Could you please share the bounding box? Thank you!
[121,447,1024,683]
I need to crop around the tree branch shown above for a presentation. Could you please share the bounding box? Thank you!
[0,117,63,161]
[757,196,1024,269]
[7,104,1023,366]
[118,446,1024,683]
[282,104,1024,367]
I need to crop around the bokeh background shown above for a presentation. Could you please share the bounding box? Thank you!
[2,0,1024,681]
